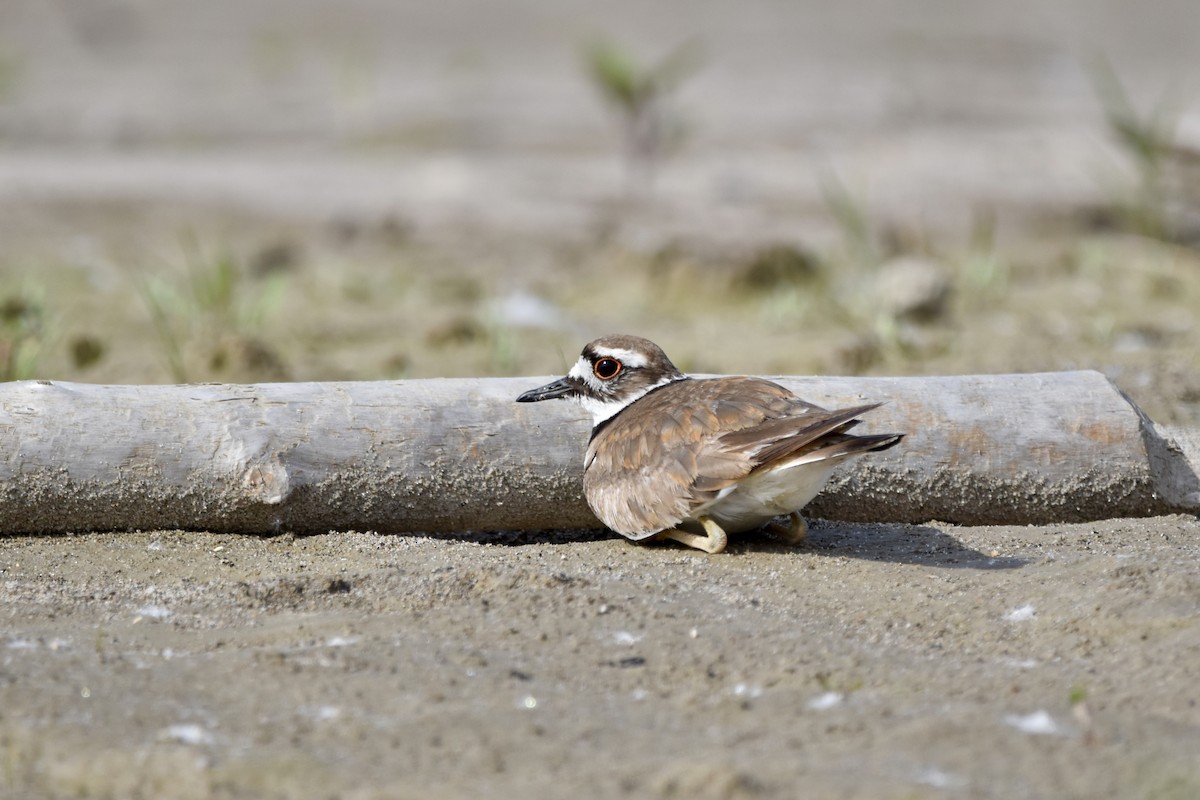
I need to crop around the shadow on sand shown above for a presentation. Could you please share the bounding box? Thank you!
[785,519,1028,569]
[414,520,1028,570]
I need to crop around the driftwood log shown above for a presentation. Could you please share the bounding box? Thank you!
[0,371,1197,534]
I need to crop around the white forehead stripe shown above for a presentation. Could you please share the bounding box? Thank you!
[592,347,649,369]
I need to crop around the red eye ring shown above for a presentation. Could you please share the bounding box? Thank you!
[593,357,622,380]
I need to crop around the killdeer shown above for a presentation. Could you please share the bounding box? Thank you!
[516,335,902,553]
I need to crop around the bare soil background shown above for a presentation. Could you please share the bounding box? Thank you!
[1,1,1199,798]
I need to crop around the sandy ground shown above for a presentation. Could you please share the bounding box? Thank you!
[1,1,1200,798]
[3,518,1199,799]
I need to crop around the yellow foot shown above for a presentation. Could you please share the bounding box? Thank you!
[656,516,729,554]
[765,511,808,545]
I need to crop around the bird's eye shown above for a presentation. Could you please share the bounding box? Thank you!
[593,357,622,380]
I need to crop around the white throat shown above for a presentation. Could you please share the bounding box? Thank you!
[566,357,681,426]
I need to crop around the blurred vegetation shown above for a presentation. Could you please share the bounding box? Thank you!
[730,244,821,292]
[820,171,884,270]
[0,208,1197,426]
[138,242,290,383]
[961,207,1009,298]
[0,287,47,381]
[1088,55,1200,245]
[584,38,703,189]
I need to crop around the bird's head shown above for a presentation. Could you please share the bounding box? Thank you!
[516,334,686,426]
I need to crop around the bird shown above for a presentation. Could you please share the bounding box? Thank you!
[516,334,902,553]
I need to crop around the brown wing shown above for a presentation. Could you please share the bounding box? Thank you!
[583,377,841,539]
[717,402,890,468]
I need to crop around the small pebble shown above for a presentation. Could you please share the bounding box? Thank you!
[808,691,843,710]
[1005,710,1060,735]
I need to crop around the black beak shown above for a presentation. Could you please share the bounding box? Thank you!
[516,377,575,403]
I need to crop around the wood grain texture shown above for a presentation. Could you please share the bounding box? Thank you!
[0,371,1196,534]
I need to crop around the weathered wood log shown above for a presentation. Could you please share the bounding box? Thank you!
[0,372,1196,534]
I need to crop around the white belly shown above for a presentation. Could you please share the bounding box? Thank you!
[685,459,841,533]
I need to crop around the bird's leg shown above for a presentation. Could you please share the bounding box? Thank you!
[765,511,808,545]
[656,516,728,554]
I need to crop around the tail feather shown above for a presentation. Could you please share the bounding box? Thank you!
[857,432,904,453]
[759,431,903,471]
